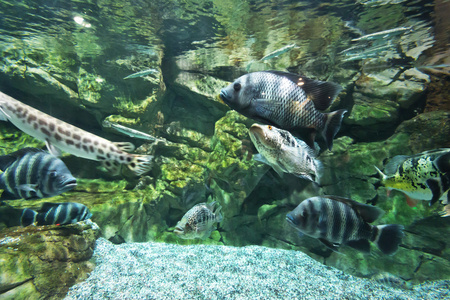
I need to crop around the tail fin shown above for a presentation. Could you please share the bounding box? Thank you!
[322,109,347,151]
[372,224,404,255]
[127,155,153,176]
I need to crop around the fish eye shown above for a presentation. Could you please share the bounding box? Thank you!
[268,125,272,130]
[233,82,241,92]
[49,171,57,178]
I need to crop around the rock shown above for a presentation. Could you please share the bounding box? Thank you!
[0,221,100,299]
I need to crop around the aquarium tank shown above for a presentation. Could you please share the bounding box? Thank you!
[0,0,449,299]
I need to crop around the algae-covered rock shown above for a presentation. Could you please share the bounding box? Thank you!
[0,221,100,299]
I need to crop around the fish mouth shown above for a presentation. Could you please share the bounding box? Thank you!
[62,178,77,190]
[173,226,184,235]
[249,124,266,142]
[219,90,231,104]
[285,213,298,227]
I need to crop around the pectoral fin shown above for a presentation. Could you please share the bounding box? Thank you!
[45,140,62,157]
[17,184,38,193]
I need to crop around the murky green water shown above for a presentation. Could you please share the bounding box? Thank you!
[0,0,449,299]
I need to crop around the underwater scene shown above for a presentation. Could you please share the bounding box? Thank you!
[0,0,449,299]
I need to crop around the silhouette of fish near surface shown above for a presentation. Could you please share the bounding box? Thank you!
[249,123,322,183]
[375,148,450,207]
[219,71,346,150]
[0,148,76,200]
[286,195,404,255]
[0,91,152,176]
[174,201,223,240]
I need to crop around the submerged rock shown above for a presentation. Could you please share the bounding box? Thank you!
[0,221,100,300]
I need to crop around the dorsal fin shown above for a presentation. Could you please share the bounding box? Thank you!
[434,150,450,173]
[0,148,44,171]
[324,195,385,223]
[265,71,342,110]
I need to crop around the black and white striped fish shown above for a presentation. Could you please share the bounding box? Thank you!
[286,196,404,255]
[174,201,223,240]
[0,91,152,176]
[0,148,77,200]
[35,202,92,226]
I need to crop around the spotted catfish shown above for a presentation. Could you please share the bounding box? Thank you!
[0,91,152,176]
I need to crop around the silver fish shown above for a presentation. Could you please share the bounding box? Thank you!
[286,195,404,255]
[123,68,159,79]
[174,201,223,240]
[351,26,412,42]
[0,148,77,200]
[0,92,152,176]
[219,71,346,150]
[249,123,322,183]
[260,44,297,61]
[102,120,165,143]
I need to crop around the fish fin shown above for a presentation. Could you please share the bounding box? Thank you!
[101,160,122,176]
[318,238,340,252]
[253,153,270,165]
[439,204,450,218]
[17,184,38,193]
[265,71,342,110]
[324,195,385,223]
[322,109,347,151]
[346,239,371,253]
[374,166,388,182]
[373,224,404,255]
[271,164,285,177]
[113,142,135,153]
[45,140,62,157]
[253,98,283,117]
[294,173,315,182]
[127,155,153,176]
[433,151,450,172]
[405,195,419,207]
[0,148,44,171]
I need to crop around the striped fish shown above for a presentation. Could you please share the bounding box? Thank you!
[375,148,450,207]
[0,148,77,200]
[0,91,152,176]
[286,196,404,255]
[174,201,223,240]
[249,123,322,183]
[35,202,92,226]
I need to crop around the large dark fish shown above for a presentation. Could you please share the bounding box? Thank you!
[286,196,404,255]
[0,148,77,200]
[219,71,346,150]
[35,202,92,226]
[174,201,222,240]
[0,91,152,176]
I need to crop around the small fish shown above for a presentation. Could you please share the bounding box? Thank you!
[0,148,77,200]
[370,272,411,290]
[260,44,297,61]
[375,148,450,207]
[286,195,404,255]
[102,120,165,143]
[174,201,223,240]
[35,202,92,226]
[341,43,393,61]
[123,68,159,79]
[351,26,412,42]
[248,123,322,183]
[0,92,152,176]
[219,71,346,151]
